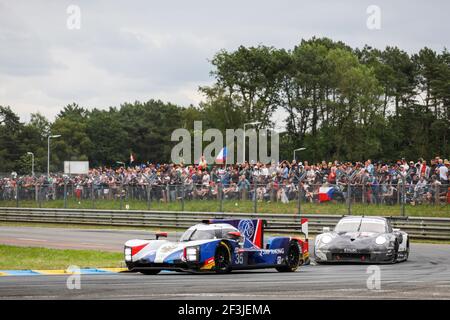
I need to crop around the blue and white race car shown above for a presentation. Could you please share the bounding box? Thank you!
[124,218,309,274]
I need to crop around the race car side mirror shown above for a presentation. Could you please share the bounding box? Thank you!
[228,231,241,239]
[322,227,330,232]
[156,232,168,240]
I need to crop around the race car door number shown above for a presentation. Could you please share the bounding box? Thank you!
[234,252,248,265]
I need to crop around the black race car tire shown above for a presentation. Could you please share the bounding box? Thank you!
[390,240,399,264]
[405,239,410,261]
[400,239,410,262]
[276,241,301,272]
[214,242,232,274]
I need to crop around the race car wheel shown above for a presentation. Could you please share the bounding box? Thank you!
[139,269,161,275]
[276,241,300,272]
[404,239,410,261]
[214,243,231,274]
[390,240,399,264]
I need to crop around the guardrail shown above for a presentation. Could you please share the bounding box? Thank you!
[0,207,449,241]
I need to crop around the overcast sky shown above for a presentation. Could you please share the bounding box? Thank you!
[0,0,449,124]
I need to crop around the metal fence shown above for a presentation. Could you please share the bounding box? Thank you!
[0,180,448,216]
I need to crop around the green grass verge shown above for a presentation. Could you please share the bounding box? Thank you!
[1,199,448,217]
[0,244,123,270]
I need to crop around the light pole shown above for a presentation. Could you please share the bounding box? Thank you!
[27,152,35,176]
[243,121,261,163]
[293,147,306,162]
[47,134,61,177]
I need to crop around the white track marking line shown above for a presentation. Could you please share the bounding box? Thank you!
[16,238,48,242]
[81,242,105,245]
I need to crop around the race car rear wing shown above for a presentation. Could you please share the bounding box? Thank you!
[202,217,309,241]
[204,218,265,248]
[263,218,309,238]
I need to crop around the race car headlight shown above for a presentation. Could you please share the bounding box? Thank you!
[321,235,332,244]
[185,247,199,262]
[124,247,132,261]
[375,236,387,245]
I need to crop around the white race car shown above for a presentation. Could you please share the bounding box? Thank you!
[314,216,409,264]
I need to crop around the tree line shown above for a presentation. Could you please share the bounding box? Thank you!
[1,37,449,174]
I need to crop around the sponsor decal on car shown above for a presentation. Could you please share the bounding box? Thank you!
[200,257,215,270]
[238,219,255,239]
[260,248,285,255]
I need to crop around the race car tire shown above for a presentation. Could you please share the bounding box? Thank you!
[139,269,161,275]
[400,239,410,262]
[405,239,410,261]
[276,241,300,272]
[390,240,399,264]
[214,242,231,274]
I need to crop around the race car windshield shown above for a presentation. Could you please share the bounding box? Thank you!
[335,219,386,233]
[335,220,360,233]
[359,221,386,233]
[180,229,216,241]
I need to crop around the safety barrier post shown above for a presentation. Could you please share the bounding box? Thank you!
[362,184,366,205]
[296,172,307,219]
[219,183,223,212]
[166,184,170,203]
[16,184,19,208]
[91,183,95,209]
[181,184,185,212]
[401,177,406,217]
[253,182,257,213]
[347,183,351,215]
[434,183,439,205]
[147,185,151,210]
[297,182,301,216]
[64,181,67,209]
[38,184,42,208]
[119,181,123,210]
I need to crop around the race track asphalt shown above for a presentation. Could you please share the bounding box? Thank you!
[0,226,449,299]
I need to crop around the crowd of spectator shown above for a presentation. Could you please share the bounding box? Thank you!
[1,156,449,205]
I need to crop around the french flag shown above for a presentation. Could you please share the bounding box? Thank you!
[215,147,227,164]
[318,186,334,202]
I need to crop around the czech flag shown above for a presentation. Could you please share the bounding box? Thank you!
[215,147,227,164]
[130,153,135,164]
[318,186,334,202]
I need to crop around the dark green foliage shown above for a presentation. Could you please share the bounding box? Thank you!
[201,37,449,162]
[0,100,184,173]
